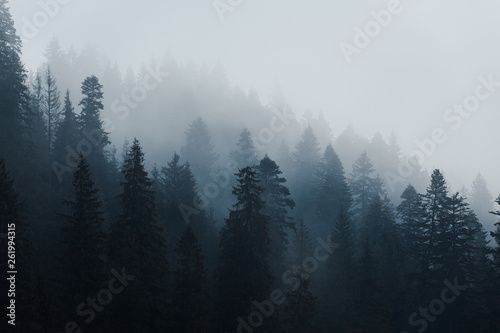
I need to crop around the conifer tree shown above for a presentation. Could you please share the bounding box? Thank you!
[52,90,80,187]
[229,128,258,168]
[292,126,321,221]
[397,184,427,270]
[180,117,218,186]
[57,154,107,329]
[422,169,450,276]
[292,218,312,266]
[256,155,295,279]
[315,144,352,237]
[325,206,357,332]
[0,157,40,332]
[171,224,210,332]
[349,151,378,220]
[215,166,272,332]
[284,270,320,333]
[0,0,27,167]
[44,66,61,151]
[109,138,168,332]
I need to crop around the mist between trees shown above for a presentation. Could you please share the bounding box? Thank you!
[1,1,500,332]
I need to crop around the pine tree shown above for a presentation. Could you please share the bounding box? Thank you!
[215,166,272,332]
[0,0,28,167]
[362,195,405,329]
[109,138,168,332]
[422,169,450,277]
[229,128,258,168]
[171,224,210,332]
[325,206,357,332]
[349,151,378,220]
[292,126,321,222]
[292,218,312,267]
[52,90,80,187]
[256,155,295,279]
[0,157,40,332]
[78,75,109,152]
[355,236,390,333]
[284,270,320,333]
[158,152,218,272]
[180,117,218,186]
[397,184,427,270]
[314,144,352,237]
[57,154,107,329]
[44,66,62,151]
[470,173,496,233]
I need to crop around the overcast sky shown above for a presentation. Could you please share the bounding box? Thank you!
[8,0,500,193]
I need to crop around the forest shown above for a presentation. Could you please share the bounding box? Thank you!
[1,1,500,332]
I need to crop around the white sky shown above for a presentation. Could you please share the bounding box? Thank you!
[8,0,500,194]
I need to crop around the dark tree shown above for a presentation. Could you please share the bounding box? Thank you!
[229,128,258,168]
[256,155,295,279]
[57,154,107,330]
[0,0,27,167]
[0,157,40,332]
[349,151,379,220]
[109,138,168,332]
[314,144,352,237]
[52,90,80,187]
[284,270,320,333]
[180,117,218,186]
[325,206,357,332]
[43,66,61,151]
[171,224,210,332]
[215,166,272,332]
[292,126,321,221]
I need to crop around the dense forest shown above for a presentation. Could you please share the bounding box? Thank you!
[1,1,500,332]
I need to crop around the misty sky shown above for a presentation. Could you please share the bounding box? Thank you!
[8,0,500,193]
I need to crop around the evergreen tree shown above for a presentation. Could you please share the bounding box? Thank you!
[109,138,168,332]
[171,224,210,332]
[314,144,352,237]
[284,270,320,333]
[52,90,80,187]
[158,152,218,273]
[256,155,295,279]
[180,117,218,187]
[349,151,380,220]
[77,75,117,204]
[0,157,40,332]
[292,218,312,266]
[292,126,321,222]
[422,169,450,277]
[215,166,272,332]
[229,128,258,168]
[57,154,107,330]
[0,0,27,167]
[470,173,496,233]
[397,184,427,270]
[43,66,62,151]
[325,206,357,332]
[159,152,202,247]
[355,236,390,333]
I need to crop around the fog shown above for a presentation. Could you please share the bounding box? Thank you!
[9,0,500,194]
[3,1,500,332]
